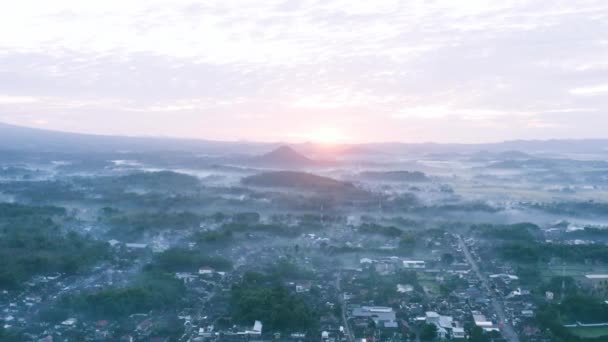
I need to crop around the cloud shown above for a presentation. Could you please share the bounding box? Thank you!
[0,95,40,104]
[570,84,608,96]
[0,0,606,142]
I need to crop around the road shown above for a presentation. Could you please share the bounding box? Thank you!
[336,272,355,342]
[456,235,520,342]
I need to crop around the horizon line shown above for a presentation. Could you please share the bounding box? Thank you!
[2,121,608,147]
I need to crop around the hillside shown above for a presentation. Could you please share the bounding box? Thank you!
[358,170,430,182]
[250,146,315,167]
[241,171,356,192]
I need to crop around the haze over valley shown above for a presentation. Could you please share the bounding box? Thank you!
[1,124,608,341]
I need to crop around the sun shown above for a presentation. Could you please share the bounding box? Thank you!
[307,127,347,144]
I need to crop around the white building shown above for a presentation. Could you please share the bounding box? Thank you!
[402,260,426,269]
[472,311,499,333]
[425,312,455,339]
[352,306,398,328]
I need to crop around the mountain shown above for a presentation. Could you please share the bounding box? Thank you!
[0,122,270,154]
[1,122,607,157]
[250,146,315,167]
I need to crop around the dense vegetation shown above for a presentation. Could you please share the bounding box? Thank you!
[103,211,203,238]
[499,243,608,264]
[472,222,541,241]
[529,201,608,217]
[358,223,403,237]
[0,203,109,289]
[537,295,608,341]
[242,171,364,196]
[359,170,430,182]
[231,272,318,333]
[78,171,201,194]
[61,270,185,319]
[148,247,232,272]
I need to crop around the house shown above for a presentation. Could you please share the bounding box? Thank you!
[584,274,608,289]
[199,267,215,275]
[402,260,425,269]
[453,327,465,339]
[472,312,493,328]
[61,318,77,326]
[360,258,374,265]
[175,272,197,283]
[425,312,455,339]
[126,243,148,249]
[472,311,500,333]
[295,282,312,293]
[397,284,414,293]
[244,320,263,336]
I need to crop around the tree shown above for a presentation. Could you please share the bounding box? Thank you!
[468,326,488,342]
[441,253,455,265]
[419,323,438,341]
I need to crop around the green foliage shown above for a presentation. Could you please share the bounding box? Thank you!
[473,222,540,241]
[468,325,489,342]
[530,201,608,217]
[358,224,403,237]
[536,295,608,341]
[559,295,608,324]
[105,211,202,238]
[222,222,300,237]
[268,259,314,280]
[359,171,429,182]
[499,243,541,263]
[516,265,542,285]
[499,242,608,264]
[0,203,108,289]
[441,252,455,265]
[419,323,438,341]
[2,181,84,202]
[61,270,185,319]
[439,275,468,296]
[231,273,318,332]
[149,247,232,272]
[541,276,579,298]
[398,233,416,251]
[80,171,201,193]
[567,227,608,241]
[193,229,233,244]
[416,202,498,214]
[0,202,66,218]
[233,212,261,224]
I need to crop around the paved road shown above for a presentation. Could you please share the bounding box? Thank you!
[336,273,355,342]
[456,235,520,342]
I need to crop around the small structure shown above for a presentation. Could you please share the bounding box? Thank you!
[402,260,426,269]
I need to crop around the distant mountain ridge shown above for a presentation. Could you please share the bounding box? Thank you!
[1,122,607,155]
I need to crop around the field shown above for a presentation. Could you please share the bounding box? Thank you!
[541,264,608,281]
[568,326,608,338]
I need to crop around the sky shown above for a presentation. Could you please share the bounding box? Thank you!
[0,0,607,144]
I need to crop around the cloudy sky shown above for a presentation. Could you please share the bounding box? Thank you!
[1,0,607,143]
